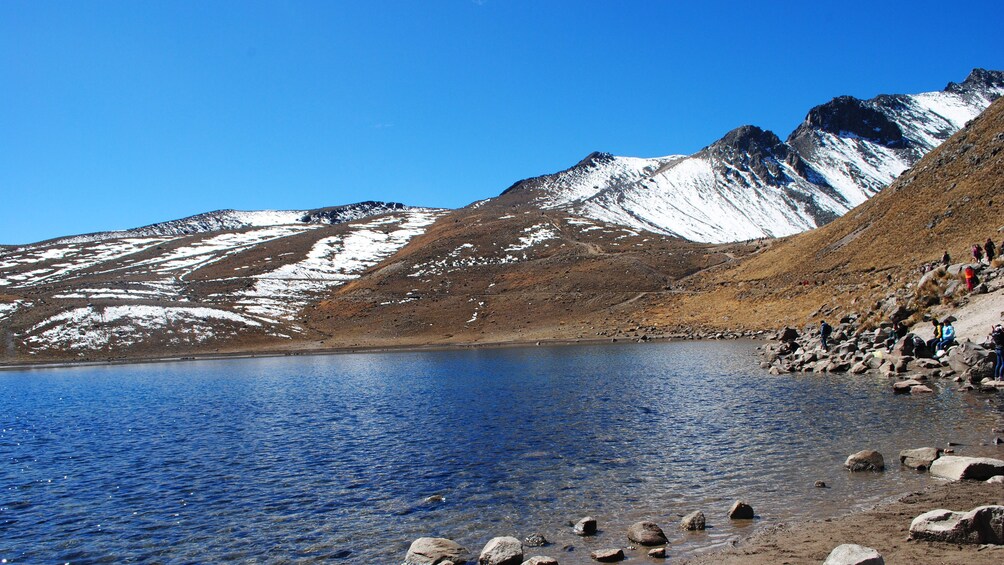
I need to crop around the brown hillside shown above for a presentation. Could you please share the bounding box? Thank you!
[656,97,1004,331]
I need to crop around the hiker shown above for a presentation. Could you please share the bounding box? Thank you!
[820,320,832,351]
[986,238,997,263]
[942,251,951,266]
[926,319,943,351]
[973,244,984,263]
[937,320,957,352]
[991,324,1004,381]
[964,265,977,291]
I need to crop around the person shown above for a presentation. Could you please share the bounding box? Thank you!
[942,251,951,266]
[820,320,832,351]
[938,320,956,353]
[926,319,943,351]
[973,244,984,263]
[886,320,908,351]
[964,265,977,291]
[992,324,1004,381]
[986,238,997,263]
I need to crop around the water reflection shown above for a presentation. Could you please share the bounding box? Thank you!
[0,341,1000,563]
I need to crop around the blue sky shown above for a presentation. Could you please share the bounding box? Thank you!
[2,1,1002,244]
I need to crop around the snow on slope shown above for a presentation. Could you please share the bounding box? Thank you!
[515,69,1004,243]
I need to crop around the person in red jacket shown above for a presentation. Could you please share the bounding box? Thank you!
[964,265,977,291]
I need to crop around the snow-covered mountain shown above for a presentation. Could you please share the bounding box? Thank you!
[502,68,1004,243]
[47,201,409,244]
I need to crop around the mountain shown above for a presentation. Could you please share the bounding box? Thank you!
[502,68,1004,243]
[46,201,409,244]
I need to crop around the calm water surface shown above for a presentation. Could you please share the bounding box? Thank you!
[1,341,1002,564]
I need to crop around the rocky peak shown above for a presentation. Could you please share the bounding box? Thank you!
[799,96,905,147]
[946,68,1004,98]
[699,125,795,185]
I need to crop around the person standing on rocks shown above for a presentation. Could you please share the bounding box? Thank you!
[986,238,997,263]
[991,324,1004,381]
[972,244,984,264]
[820,320,832,351]
[942,251,951,266]
[964,265,977,291]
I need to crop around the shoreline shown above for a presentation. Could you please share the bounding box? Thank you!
[681,479,1004,564]
[0,331,762,372]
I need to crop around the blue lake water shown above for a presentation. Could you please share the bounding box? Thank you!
[1,341,1002,564]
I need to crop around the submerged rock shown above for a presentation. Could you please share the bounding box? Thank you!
[728,501,755,519]
[573,516,597,536]
[899,447,942,470]
[680,511,706,531]
[523,533,547,547]
[626,521,667,545]
[647,546,667,558]
[844,450,885,472]
[589,548,624,562]
[521,557,557,565]
[406,537,470,565]
[823,543,885,565]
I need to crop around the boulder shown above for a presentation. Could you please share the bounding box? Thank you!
[479,536,523,565]
[589,548,624,562]
[987,475,1004,484]
[521,558,558,565]
[899,447,942,470]
[573,516,597,536]
[909,505,1004,544]
[929,456,1004,481]
[728,501,755,519]
[647,547,667,558]
[779,327,799,342]
[845,450,884,472]
[822,544,885,565]
[626,521,667,546]
[946,340,994,382]
[911,384,934,393]
[680,511,706,530]
[893,379,923,393]
[850,361,870,374]
[407,537,471,565]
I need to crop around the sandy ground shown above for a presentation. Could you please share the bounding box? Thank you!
[681,480,1004,564]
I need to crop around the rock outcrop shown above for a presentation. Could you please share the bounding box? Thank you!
[909,505,1004,544]
[929,456,1004,481]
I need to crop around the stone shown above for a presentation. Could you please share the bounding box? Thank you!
[626,521,667,545]
[589,548,624,562]
[647,547,667,558]
[850,361,870,374]
[893,379,923,393]
[815,480,827,488]
[946,340,994,382]
[823,543,885,565]
[680,511,706,530]
[728,501,755,519]
[406,537,471,565]
[779,327,799,342]
[573,516,597,536]
[844,450,885,472]
[521,558,558,565]
[910,384,934,393]
[909,505,1004,544]
[479,536,523,565]
[523,533,547,547]
[987,476,1004,484]
[929,455,1004,481]
[899,447,942,470]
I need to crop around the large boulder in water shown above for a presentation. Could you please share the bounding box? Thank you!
[407,537,471,565]
[680,511,706,530]
[946,340,993,379]
[823,544,885,564]
[929,456,1004,481]
[479,536,523,565]
[573,516,597,536]
[626,521,667,545]
[845,450,884,472]
[909,505,1004,544]
[728,501,755,519]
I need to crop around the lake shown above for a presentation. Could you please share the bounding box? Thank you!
[1,340,1000,564]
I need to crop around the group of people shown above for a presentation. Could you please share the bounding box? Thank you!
[971,237,1000,265]
[927,319,957,354]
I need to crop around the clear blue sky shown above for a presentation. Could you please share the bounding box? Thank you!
[2,1,1002,245]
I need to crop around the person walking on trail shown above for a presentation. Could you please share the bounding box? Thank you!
[964,265,977,291]
[991,324,1004,381]
[820,320,833,351]
[973,244,984,263]
[986,238,997,263]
